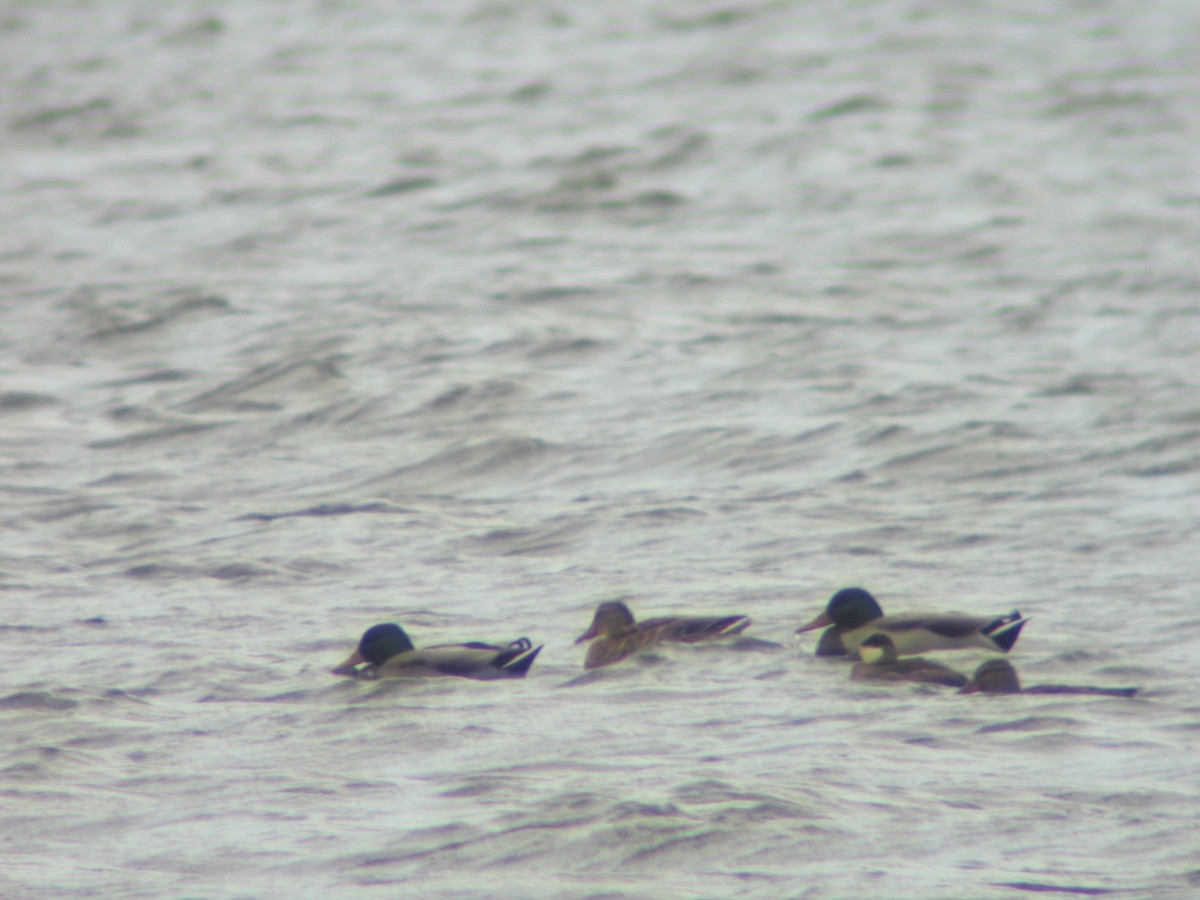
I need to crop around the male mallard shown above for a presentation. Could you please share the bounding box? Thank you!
[850,633,968,688]
[796,587,1028,658]
[958,658,1137,697]
[574,600,751,670]
[331,623,542,680]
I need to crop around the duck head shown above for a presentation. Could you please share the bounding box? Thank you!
[959,658,1021,694]
[332,623,416,674]
[857,633,898,666]
[575,601,636,643]
[796,587,884,633]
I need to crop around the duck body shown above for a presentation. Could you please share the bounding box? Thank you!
[797,587,1028,658]
[959,659,1137,697]
[575,600,751,670]
[850,633,968,688]
[332,623,542,681]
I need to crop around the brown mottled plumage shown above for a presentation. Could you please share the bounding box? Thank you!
[850,633,968,688]
[574,600,751,669]
[959,659,1138,697]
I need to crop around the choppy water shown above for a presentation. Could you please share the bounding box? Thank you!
[4,1,1200,896]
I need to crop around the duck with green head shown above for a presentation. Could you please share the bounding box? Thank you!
[332,623,542,680]
[959,659,1137,697]
[850,633,968,688]
[574,600,751,669]
[796,587,1028,658]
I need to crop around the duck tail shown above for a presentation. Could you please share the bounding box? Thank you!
[498,642,542,677]
[983,611,1029,653]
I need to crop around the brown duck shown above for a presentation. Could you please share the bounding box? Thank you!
[959,659,1138,697]
[574,600,751,669]
[850,633,968,688]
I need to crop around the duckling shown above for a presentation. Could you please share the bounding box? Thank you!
[850,633,968,688]
[959,659,1137,697]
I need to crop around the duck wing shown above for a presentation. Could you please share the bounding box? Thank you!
[585,632,657,669]
[643,614,752,643]
[375,639,542,680]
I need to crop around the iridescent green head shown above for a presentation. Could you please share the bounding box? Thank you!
[797,587,884,634]
[358,623,416,664]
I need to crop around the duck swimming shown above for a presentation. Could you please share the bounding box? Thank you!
[331,623,542,680]
[796,587,1028,658]
[574,600,751,669]
[850,633,968,688]
[959,659,1138,697]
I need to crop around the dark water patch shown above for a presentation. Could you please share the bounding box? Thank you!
[622,506,706,522]
[0,691,79,711]
[879,444,955,469]
[29,501,119,522]
[83,295,229,341]
[102,367,192,386]
[359,437,566,494]
[1126,458,1200,477]
[123,562,200,580]
[237,501,409,522]
[492,286,598,304]
[86,470,171,487]
[175,349,345,414]
[419,379,520,413]
[206,562,272,580]
[440,777,506,799]
[0,391,57,412]
[993,881,1128,895]
[458,519,587,557]
[527,337,606,360]
[364,176,437,197]
[976,716,1082,734]
[10,97,117,131]
[88,421,227,449]
[808,93,888,120]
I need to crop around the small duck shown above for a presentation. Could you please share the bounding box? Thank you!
[959,659,1138,697]
[796,587,1028,658]
[850,633,968,688]
[574,600,751,669]
[331,623,542,680]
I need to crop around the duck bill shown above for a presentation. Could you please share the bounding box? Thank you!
[331,648,365,675]
[574,624,598,645]
[794,611,833,634]
[957,682,981,695]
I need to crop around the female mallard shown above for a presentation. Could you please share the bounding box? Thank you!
[796,587,1028,658]
[850,633,968,688]
[959,659,1138,697]
[331,623,542,680]
[574,600,751,669]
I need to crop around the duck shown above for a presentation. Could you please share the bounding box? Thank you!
[331,623,542,680]
[849,633,968,688]
[574,600,751,669]
[959,659,1138,697]
[796,587,1028,658]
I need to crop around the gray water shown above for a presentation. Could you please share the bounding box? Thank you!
[3,1,1199,897]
